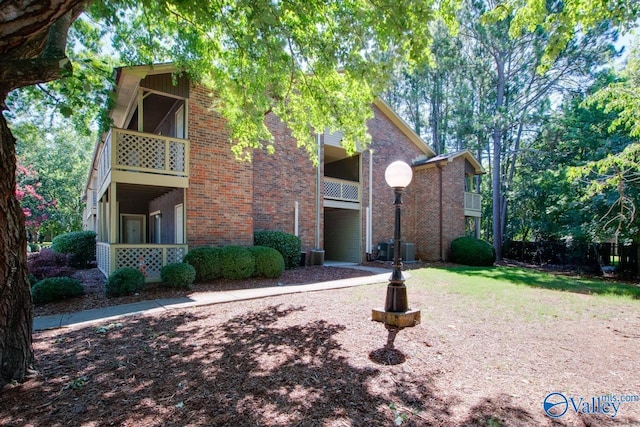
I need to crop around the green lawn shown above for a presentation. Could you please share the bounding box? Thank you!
[413,265,640,299]
[402,265,640,323]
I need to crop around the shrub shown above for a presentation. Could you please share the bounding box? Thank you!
[183,247,222,282]
[27,248,75,280]
[219,246,255,280]
[32,277,84,305]
[28,274,38,287]
[28,243,40,253]
[451,236,496,266]
[51,231,96,268]
[249,246,285,278]
[161,263,196,289]
[106,267,145,297]
[254,230,301,269]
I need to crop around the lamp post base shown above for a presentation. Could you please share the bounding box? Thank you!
[372,308,421,329]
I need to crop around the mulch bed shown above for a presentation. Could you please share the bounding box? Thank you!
[4,261,638,426]
[33,264,387,317]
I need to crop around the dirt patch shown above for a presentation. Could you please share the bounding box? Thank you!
[6,264,639,426]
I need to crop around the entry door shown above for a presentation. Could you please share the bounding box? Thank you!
[121,215,145,244]
[174,204,184,244]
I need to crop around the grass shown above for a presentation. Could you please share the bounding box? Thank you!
[422,265,640,299]
[406,265,639,322]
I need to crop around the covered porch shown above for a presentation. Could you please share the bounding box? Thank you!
[95,183,188,282]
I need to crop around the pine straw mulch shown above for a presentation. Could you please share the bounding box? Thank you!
[3,262,640,426]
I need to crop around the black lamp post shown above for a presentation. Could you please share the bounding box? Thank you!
[384,160,412,312]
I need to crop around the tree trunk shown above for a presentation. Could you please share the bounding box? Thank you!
[0,107,34,386]
[0,0,85,385]
[492,53,506,260]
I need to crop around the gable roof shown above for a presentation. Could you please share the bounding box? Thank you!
[413,150,485,175]
[373,98,436,157]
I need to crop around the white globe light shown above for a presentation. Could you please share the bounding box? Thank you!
[385,160,413,188]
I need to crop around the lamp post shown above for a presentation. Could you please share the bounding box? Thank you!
[384,161,412,312]
[372,160,421,329]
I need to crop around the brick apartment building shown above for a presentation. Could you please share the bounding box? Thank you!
[84,64,483,280]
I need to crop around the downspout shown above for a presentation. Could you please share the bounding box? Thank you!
[438,163,444,261]
[315,133,321,249]
[367,149,373,258]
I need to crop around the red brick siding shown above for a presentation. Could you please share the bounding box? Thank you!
[412,166,441,260]
[184,83,470,260]
[412,158,468,261]
[440,159,466,260]
[186,85,254,247]
[253,113,320,252]
[364,105,426,259]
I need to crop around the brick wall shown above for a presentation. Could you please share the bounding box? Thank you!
[412,158,468,261]
[253,113,321,252]
[440,159,466,260]
[184,84,469,260]
[186,85,254,247]
[364,105,426,259]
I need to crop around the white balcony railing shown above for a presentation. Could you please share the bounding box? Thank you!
[97,242,188,282]
[97,128,189,192]
[324,177,360,203]
[464,192,482,217]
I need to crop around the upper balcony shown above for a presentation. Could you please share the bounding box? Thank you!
[324,177,360,209]
[464,192,482,217]
[97,128,189,196]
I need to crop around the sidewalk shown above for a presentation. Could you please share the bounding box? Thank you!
[34,266,394,331]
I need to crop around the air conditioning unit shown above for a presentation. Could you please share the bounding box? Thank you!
[402,243,416,262]
[377,241,394,261]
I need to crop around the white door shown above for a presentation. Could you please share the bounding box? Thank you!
[174,204,184,244]
[122,215,144,244]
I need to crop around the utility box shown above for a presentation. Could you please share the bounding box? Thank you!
[402,243,416,262]
[310,249,325,265]
[377,241,394,261]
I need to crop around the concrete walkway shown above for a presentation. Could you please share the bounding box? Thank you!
[34,266,393,332]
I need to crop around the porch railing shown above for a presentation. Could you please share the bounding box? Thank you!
[464,192,482,217]
[97,128,189,192]
[97,242,188,282]
[324,177,360,203]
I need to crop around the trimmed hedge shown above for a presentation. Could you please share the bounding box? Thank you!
[219,246,255,280]
[254,230,301,270]
[451,236,496,266]
[249,246,285,278]
[32,277,84,305]
[161,263,196,289]
[106,267,146,297]
[183,247,222,282]
[51,231,96,267]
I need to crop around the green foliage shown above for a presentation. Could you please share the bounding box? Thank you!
[31,277,84,305]
[183,247,222,282]
[254,230,301,270]
[51,231,96,267]
[451,236,496,266]
[160,263,196,289]
[106,267,145,297]
[86,0,452,163]
[249,246,285,278]
[219,246,255,280]
[28,274,39,287]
